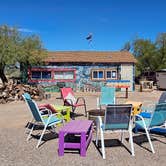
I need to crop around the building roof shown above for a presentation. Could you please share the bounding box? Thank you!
[45,51,137,63]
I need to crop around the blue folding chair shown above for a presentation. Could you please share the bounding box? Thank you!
[95,104,134,159]
[22,93,34,133]
[25,98,64,148]
[135,102,166,153]
[22,93,47,134]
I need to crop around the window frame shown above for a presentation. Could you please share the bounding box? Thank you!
[91,68,118,81]
[91,69,105,81]
[54,70,75,80]
[31,70,52,80]
[105,69,117,80]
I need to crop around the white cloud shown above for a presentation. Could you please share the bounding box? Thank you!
[18,28,35,33]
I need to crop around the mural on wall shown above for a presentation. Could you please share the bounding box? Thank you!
[29,62,133,91]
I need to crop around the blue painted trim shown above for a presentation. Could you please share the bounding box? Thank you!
[106,80,130,83]
[132,64,135,91]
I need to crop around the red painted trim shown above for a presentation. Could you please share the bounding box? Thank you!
[28,67,76,83]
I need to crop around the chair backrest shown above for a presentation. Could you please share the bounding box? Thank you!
[103,104,132,130]
[60,87,76,105]
[158,91,166,104]
[100,87,115,105]
[150,103,166,127]
[26,99,43,122]
[22,93,32,100]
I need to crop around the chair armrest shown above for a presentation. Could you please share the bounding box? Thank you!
[64,99,74,105]
[40,107,52,116]
[139,112,152,118]
[135,114,149,129]
[76,97,86,104]
[53,112,64,119]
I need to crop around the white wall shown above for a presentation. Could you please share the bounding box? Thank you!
[121,64,134,91]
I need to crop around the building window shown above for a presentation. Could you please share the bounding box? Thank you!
[105,70,117,80]
[91,69,117,80]
[106,71,112,79]
[32,71,41,79]
[91,70,104,80]
[54,71,74,80]
[31,71,51,80]
[112,71,117,79]
[42,71,51,79]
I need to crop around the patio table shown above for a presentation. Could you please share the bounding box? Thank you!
[51,105,71,122]
[58,120,93,157]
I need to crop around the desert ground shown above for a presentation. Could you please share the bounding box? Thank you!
[0,89,165,166]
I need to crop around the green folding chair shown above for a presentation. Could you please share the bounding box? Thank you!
[97,87,115,109]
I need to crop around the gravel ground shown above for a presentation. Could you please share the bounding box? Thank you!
[0,90,165,166]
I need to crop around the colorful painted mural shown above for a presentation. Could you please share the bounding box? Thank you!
[28,63,134,91]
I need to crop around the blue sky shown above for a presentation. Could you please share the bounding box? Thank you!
[0,0,166,51]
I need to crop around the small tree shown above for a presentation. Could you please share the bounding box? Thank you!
[155,33,166,69]
[18,35,47,83]
[0,25,47,84]
[133,39,157,75]
[0,25,20,84]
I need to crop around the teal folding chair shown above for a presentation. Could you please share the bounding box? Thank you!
[22,93,34,133]
[25,98,64,148]
[95,104,134,159]
[135,102,166,153]
[22,93,47,134]
[97,87,115,109]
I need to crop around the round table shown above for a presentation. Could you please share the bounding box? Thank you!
[87,109,105,126]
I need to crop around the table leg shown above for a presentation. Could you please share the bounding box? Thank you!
[66,107,70,122]
[58,131,65,156]
[80,132,86,157]
[126,87,128,98]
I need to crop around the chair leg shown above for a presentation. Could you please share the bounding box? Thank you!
[50,125,56,133]
[25,118,34,134]
[144,128,155,153]
[140,118,155,154]
[71,107,76,120]
[129,126,135,156]
[120,131,124,144]
[100,128,106,159]
[96,124,99,146]
[27,123,35,141]
[84,104,87,117]
[36,125,47,148]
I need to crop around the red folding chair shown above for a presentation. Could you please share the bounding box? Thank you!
[60,87,87,117]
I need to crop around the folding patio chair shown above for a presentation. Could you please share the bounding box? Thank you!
[60,87,87,117]
[97,87,115,109]
[22,93,36,133]
[141,91,166,113]
[22,93,52,133]
[25,98,64,148]
[135,102,166,153]
[95,104,134,159]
